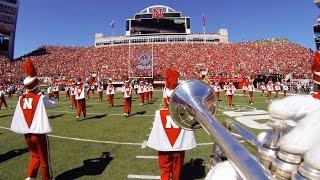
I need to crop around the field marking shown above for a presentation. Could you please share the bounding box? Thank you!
[127,174,160,179]
[136,156,158,159]
[47,110,155,117]
[0,126,216,146]
[141,140,147,148]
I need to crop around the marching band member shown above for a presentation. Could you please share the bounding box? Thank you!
[75,78,86,121]
[90,83,95,95]
[213,82,221,101]
[7,85,13,100]
[260,82,266,96]
[122,79,132,117]
[97,82,104,102]
[70,80,77,108]
[282,82,289,97]
[137,81,145,105]
[274,81,281,98]
[64,85,70,100]
[0,85,7,109]
[149,82,153,101]
[85,82,90,99]
[143,82,149,103]
[10,59,57,180]
[52,83,59,101]
[106,81,115,107]
[47,85,53,99]
[147,69,196,180]
[223,82,228,94]
[242,83,247,97]
[247,82,255,104]
[267,81,274,101]
[226,82,236,107]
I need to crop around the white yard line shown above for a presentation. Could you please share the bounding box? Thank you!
[47,110,155,117]
[127,175,160,179]
[136,156,158,159]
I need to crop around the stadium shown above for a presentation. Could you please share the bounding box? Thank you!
[0,2,320,180]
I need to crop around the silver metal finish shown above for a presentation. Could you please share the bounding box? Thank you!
[271,155,300,180]
[169,80,270,180]
[293,162,320,180]
[225,120,260,148]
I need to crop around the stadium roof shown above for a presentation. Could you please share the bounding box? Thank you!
[139,5,178,14]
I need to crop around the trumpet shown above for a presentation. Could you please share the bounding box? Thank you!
[169,80,320,180]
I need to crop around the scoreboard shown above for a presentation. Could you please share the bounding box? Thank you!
[126,5,191,36]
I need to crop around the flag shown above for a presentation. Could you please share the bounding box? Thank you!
[202,13,206,27]
[110,20,115,28]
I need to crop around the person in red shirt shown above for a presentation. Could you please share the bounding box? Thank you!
[10,58,57,180]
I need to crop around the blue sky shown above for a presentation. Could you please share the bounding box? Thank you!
[14,0,319,58]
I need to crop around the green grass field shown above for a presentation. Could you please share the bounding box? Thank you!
[0,90,282,180]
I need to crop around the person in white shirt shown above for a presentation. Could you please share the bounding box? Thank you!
[0,86,7,109]
[106,81,115,107]
[75,79,86,121]
[282,82,289,97]
[247,82,255,104]
[226,82,236,107]
[97,82,104,102]
[10,58,57,180]
[122,79,132,117]
[267,81,274,101]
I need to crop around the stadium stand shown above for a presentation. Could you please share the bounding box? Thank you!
[0,38,314,84]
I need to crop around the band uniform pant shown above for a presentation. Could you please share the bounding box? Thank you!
[108,94,114,107]
[248,91,253,103]
[123,97,132,115]
[98,92,103,101]
[268,91,272,101]
[70,95,77,108]
[158,151,185,180]
[25,134,52,180]
[139,93,144,104]
[144,92,149,102]
[0,96,7,109]
[227,95,233,106]
[77,98,86,117]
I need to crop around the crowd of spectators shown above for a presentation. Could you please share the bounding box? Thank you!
[0,38,314,85]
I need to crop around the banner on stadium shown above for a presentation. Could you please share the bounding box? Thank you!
[129,44,154,78]
[209,77,246,83]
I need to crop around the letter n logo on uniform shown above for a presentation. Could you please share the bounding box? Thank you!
[23,98,33,109]
[152,8,164,18]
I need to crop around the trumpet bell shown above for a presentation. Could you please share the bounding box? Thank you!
[169,80,217,130]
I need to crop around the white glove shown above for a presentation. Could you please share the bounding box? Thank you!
[268,95,320,154]
[268,95,320,122]
[303,143,320,170]
[205,161,239,180]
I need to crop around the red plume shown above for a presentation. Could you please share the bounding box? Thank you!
[165,69,180,90]
[23,58,37,77]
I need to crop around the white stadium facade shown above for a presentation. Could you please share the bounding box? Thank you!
[95,5,228,47]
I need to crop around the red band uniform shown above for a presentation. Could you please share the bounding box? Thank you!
[137,82,144,105]
[106,83,115,107]
[147,69,196,180]
[75,80,86,120]
[248,83,255,104]
[70,82,77,108]
[10,59,57,180]
[122,80,132,116]
[97,84,103,101]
